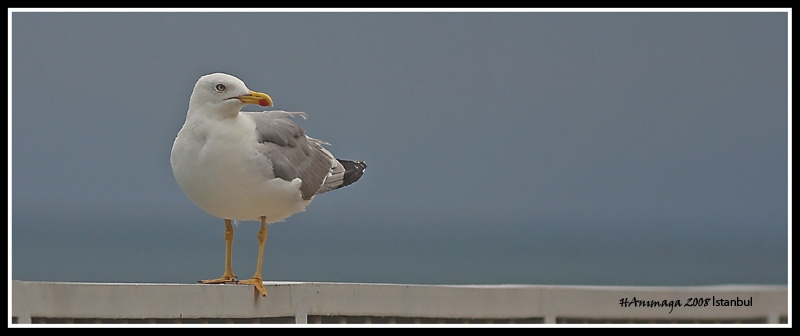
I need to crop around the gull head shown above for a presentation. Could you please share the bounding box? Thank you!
[187,73,273,118]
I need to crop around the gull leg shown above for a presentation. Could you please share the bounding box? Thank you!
[239,216,268,297]
[199,219,238,284]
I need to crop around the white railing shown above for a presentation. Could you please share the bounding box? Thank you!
[11,280,788,324]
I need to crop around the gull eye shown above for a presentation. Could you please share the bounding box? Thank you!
[214,83,227,92]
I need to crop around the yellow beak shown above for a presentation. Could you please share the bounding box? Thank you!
[237,90,273,107]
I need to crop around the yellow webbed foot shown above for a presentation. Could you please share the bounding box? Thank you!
[198,273,238,284]
[238,277,267,297]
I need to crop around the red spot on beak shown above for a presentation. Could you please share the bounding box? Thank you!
[258,99,271,107]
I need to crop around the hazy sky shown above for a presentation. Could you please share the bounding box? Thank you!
[9,10,789,287]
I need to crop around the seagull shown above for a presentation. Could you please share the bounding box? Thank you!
[170,73,366,297]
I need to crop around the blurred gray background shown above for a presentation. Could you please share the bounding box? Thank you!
[11,11,788,286]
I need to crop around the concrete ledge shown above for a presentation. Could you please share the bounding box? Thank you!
[11,280,788,324]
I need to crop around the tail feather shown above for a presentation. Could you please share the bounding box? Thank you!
[316,159,367,195]
[339,159,367,187]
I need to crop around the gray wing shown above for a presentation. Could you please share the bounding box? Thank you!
[245,111,334,200]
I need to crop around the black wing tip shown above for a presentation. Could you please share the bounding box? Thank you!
[338,159,367,187]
